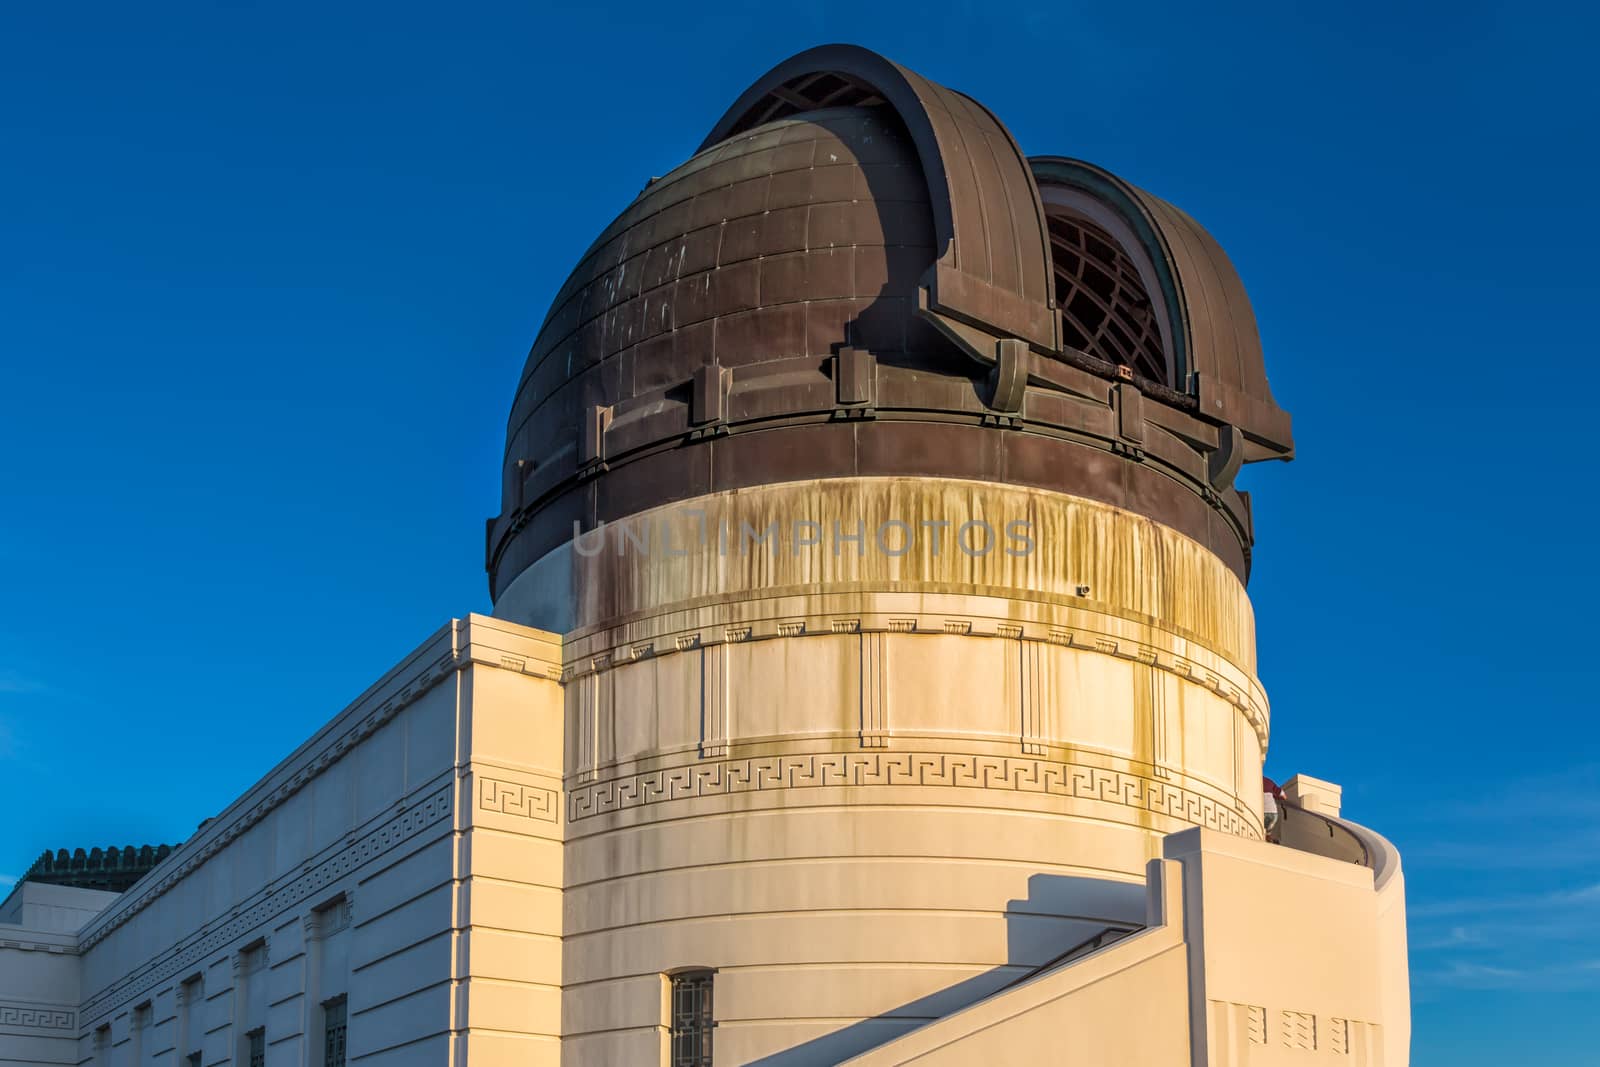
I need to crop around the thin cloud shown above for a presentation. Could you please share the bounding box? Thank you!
[1405,827,1600,872]
[1412,881,1600,918]
[1441,961,1521,980]
[1418,958,1600,993]
[1413,925,1483,951]
[0,672,46,694]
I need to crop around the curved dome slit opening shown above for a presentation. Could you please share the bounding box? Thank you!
[1048,212,1168,385]
[726,70,890,133]
[1035,182,1184,393]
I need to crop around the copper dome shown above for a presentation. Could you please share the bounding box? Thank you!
[489,45,1292,599]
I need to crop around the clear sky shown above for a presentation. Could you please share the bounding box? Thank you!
[2,2,1594,1062]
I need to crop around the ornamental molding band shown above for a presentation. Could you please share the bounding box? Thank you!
[566,609,1269,746]
[0,935,73,955]
[78,785,454,1028]
[0,1003,76,1032]
[477,776,559,824]
[566,751,1260,839]
[569,604,1267,748]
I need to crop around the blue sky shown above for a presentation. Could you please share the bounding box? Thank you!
[1,2,1594,1061]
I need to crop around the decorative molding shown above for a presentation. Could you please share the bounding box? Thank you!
[564,609,1268,746]
[478,777,558,823]
[1150,666,1172,780]
[79,785,453,1027]
[576,668,606,782]
[700,644,730,758]
[860,632,888,748]
[0,1003,75,1032]
[0,936,73,955]
[79,644,463,952]
[1019,639,1049,755]
[567,752,1259,838]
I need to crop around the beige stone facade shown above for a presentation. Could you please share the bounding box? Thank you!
[0,38,1415,1064]
[1,479,1409,1064]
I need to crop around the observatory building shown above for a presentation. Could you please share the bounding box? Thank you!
[1,45,1409,1067]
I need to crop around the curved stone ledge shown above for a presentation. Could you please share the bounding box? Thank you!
[558,597,1268,746]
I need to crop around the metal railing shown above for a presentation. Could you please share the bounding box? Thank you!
[1274,798,1370,867]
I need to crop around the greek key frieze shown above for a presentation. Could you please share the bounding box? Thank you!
[478,777,558,822]
[567,752,1257,838]
[0,1004,75,1031]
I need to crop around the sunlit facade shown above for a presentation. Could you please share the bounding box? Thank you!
[0,45,1408,1067]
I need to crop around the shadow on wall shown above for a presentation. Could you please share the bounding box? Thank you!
[745,874,1144,1067]
[841,123,976,397]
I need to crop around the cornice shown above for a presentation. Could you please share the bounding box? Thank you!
[0,928,78,955]
[76,615,559,954]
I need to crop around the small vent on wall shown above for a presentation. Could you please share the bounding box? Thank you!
[1246,1005,1267,1045]
[1280,1009,1316,1051]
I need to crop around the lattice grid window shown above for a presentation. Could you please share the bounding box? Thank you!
[1047,213,1169,384]
[323,997,347,1067]
[247,1027,265,1067]
[670,971,715,1067]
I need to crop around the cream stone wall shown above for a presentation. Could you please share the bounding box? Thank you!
[0,884,100,1066]
[840,826,1409,1066]
[489,477,1280,1066]
[1171,828,1393,1064]
[454,634,566,1066]
[840,857,1194,1066]
[0,617,565,1067]
[0,478,1414,1066]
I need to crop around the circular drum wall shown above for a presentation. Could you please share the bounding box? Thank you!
[497,478,1267,1065]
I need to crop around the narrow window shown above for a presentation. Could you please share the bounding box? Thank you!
[670,971,714,1067]
[247,1027,265,1067]
[322,996,347,1067]
[132,1002,151,1065]
[179,974,204,1067]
